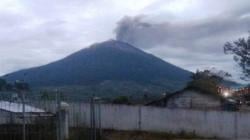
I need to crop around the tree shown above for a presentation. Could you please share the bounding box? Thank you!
[188,69,231,95]
[5,83,13,91]
[224,33,250,80]
[188,70,219,95]
[112,96,130,104]
[0,78,7,91]
[191,69,230,83]
[14,80,30,91]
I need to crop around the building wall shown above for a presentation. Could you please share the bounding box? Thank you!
[0,109,54,125]
[167,90,222,109]
[0,111,12,124]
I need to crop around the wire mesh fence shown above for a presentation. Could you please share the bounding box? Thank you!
[0,91,104,140]
[0,92,57,140]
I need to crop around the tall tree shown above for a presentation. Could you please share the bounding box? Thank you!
[188,69,231,95]
[224,33,250,80]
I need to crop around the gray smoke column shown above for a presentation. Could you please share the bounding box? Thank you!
[115,15,250,52]
[114,14,250,83]
[115,16,172,49]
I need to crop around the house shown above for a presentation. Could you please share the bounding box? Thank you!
[0,101,58,139]
[146,88,238,110]
[0,101,53,124]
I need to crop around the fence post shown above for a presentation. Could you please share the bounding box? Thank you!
[61,103,69,140]
[97,100,102,139]
[90,97,96,140]
[234,112,238,139]
[21,91,26,140]
[138,105,142,131]
[56,92,69,140]
[56,91,62,140]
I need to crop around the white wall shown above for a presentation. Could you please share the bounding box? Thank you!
[63,103,250,139]
[140,107,235,138]
[0,111,12,124]
[32,101,250,139]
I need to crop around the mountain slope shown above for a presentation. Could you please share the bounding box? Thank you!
[3,40,192,95]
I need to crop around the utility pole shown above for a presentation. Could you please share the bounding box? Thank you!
[22,91,26,140]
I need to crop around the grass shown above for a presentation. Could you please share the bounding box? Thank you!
[67,127,220,140]
[101,130,219,140]
[0,123,56,140]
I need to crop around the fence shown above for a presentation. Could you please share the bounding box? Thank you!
[0,91,73,140]
[2,91,250,139]
[49,102,250,139]
[0,93,57,140]
[0,91,105,140]
[32,97,102,140]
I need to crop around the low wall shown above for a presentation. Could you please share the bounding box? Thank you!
[35,102,250,139]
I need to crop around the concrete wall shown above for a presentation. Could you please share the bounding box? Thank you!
[31,101,250,139]
[0,111,13,124]
[63,103,250,139]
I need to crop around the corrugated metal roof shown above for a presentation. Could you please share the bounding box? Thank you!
[0,101,45,113]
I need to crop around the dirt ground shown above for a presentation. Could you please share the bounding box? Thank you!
[102,130,219,140]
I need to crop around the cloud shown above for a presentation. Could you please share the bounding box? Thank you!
[0,0,158,75]
[115,1,250,82]
[0,0,250,83]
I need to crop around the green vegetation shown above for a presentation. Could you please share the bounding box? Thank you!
[32,81,176,101]
[14,80,30,91]
[187,70,222,95]
[0,78,7,91]
[112,96,130,104]
[0,78,15,91]
[68,127,89,140]
[0,78,30,92]
[224,32,250,80]
[102,130,217,140]
[67,128,218,140]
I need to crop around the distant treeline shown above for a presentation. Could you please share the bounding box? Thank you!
[0,78,29,91]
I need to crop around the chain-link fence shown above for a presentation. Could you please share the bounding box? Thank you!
[0,92,57,140]
[0,91,104,140]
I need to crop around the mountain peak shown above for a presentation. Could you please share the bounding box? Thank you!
[3,40,191,93]
[89,39,142,53]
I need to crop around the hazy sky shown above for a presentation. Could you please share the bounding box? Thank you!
[0,0,250,82]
